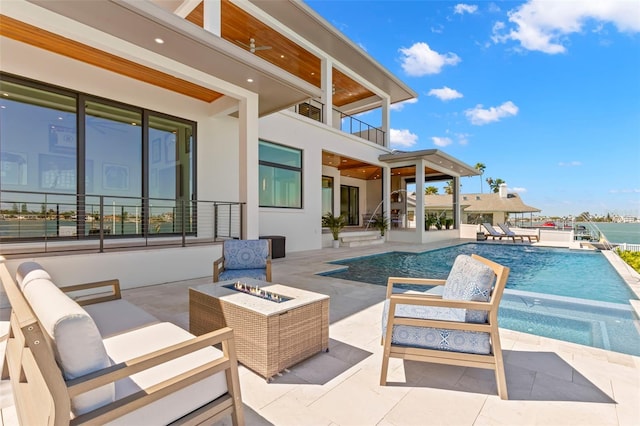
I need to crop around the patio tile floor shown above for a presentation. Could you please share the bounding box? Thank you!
[1,240,639,425]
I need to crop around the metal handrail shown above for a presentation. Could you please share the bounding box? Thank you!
[0,189,244,254]
[335,109,385,146]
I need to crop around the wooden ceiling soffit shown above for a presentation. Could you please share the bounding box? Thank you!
[0,15,224,103]
[332,68,375,108]
[185,2,204,27]
[220,0,321,88]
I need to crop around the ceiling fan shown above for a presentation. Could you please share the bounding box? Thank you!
[235,37,272,54]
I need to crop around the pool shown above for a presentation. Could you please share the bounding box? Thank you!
[320,243,640,356]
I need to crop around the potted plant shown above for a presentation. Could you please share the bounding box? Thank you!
[373,214,389,237]
[425,215,435,231]
[322,213,346,248]
[445,218,454,229]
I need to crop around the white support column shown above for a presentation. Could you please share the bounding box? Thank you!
[238,93,260,239]
[203,0,221,36]
[321,58,333,127]
[415,159,426,235]
[452,176,460,228]
[381,96,390,147]
[383,165,391,239]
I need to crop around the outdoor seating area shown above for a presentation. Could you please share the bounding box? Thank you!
[0,240,638,425]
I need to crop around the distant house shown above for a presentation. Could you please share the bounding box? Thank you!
[407,184,540,226]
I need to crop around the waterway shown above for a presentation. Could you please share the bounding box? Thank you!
[594,222,640,244]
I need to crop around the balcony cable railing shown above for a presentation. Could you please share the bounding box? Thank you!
[0,189,244,255]
[335,108,385,146]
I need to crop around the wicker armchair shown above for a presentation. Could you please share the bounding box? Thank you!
[213,239,272,282]
[380,254,510,399]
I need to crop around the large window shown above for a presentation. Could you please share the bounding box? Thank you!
[259,140,302,208]
[0,74,196,240]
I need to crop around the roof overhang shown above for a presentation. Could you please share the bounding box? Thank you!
[248,0,417,104]
[379,149,480,177]
[23,0,322,116]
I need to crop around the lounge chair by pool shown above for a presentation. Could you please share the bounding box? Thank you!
[481,223,521,242]
[498,223,539,242]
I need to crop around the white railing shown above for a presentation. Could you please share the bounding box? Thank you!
[617,243,640,252]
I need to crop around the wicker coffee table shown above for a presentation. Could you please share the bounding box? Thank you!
[189,278,330,380]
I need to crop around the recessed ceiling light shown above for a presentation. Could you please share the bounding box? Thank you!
[247,78,254,83]
[154,38,164,44]
[280,55,285,58]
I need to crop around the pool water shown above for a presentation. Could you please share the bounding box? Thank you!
[325,243,637,303]
[321,243,640,356]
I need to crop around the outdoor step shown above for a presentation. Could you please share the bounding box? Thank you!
[340,234,380,243]
[340,234,384,247]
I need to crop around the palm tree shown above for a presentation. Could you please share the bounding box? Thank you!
[425,186,438,195]
[444,180,454,195]
[475,162,486,193]
[486,177,505,193]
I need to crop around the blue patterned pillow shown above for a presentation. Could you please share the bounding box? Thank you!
[224,239,269,270]
[442,255,495,323]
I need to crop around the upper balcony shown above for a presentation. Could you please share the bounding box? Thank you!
[294,100,385,146]
[181,0,412,146]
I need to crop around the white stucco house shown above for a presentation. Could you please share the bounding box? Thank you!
[0,0,478,290]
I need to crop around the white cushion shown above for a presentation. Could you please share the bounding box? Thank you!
[102,322,229,426]
[15,261,51,291]
[21,278,114,415]
[84,299,159,339]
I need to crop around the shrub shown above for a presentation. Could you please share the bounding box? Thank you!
[616,249,640,273]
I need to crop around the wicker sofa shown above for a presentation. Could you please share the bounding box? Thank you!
[0,260,244,425]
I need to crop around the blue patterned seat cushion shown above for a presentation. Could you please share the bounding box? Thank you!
[381,300,490,354]
[219,268,267,282]
[381,255,495,355]
[223,239,269,270]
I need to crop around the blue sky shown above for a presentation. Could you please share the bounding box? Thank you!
[306,0,640,218]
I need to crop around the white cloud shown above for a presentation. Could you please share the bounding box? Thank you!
[558,161,582,167]
[390,129,418,148]
[431,24,444,34]
[454,4,478,15]
[390,98,418,111]
[399,42,461,76]
[511,187,527,193]
[428,86,463,101]
[464,101,518,125]
[492,0,640,54]
[432,136,453,147]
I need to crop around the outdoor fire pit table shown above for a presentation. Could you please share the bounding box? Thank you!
[189,278,330,381]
